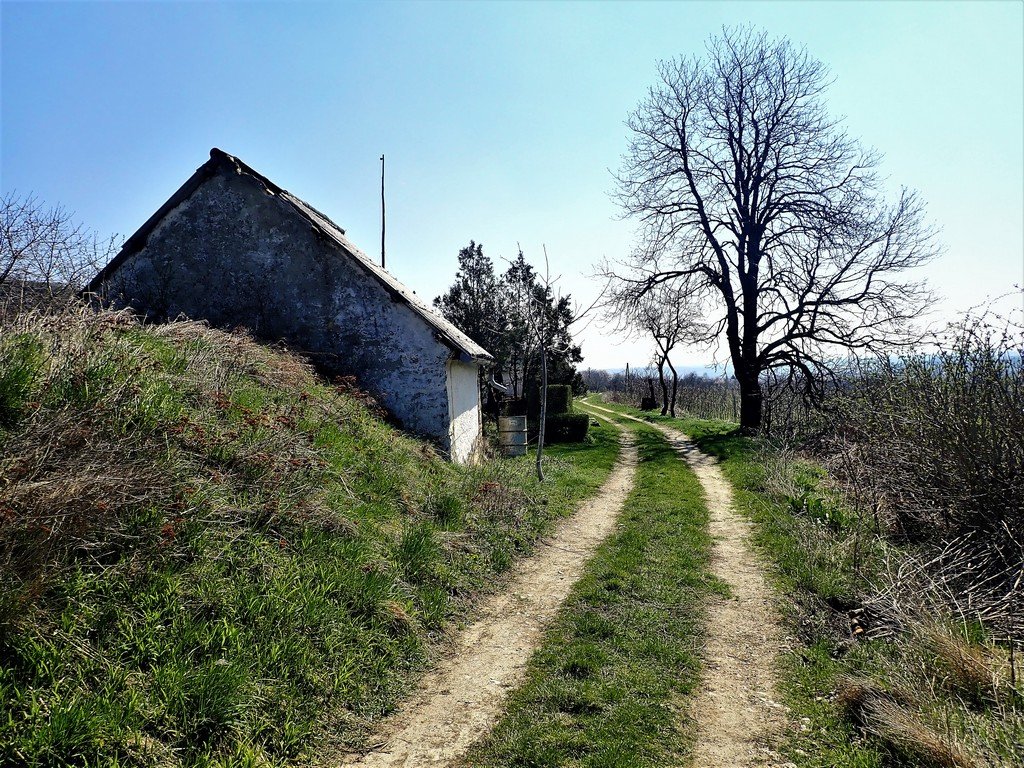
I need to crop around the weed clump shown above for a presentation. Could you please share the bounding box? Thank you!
[838,676,978,768]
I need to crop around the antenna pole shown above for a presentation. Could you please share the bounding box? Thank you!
[380,154,386,269]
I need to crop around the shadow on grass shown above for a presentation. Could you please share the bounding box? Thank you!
[634,430,678,465]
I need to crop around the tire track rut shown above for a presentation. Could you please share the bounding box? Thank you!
[339,425,638,768]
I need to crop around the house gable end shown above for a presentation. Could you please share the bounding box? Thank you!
[92,161,459,446]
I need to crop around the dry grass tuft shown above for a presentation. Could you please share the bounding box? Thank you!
[835,675,891,720]
[918,623,1005,704]
[383,599,415,633]
[838,676,978,768]
[861,696,978,768]
[150,319,319,393]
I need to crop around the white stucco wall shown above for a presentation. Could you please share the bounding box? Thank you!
[446,360,483,464]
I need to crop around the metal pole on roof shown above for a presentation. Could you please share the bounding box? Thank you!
[380,154,386,270]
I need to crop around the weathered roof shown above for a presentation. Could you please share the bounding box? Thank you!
[87,148,492,363]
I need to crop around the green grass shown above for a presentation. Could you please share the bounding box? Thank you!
[0,308,620,768]
[582,396,870,605]
[466,420,723,768]
[584,397,888,766]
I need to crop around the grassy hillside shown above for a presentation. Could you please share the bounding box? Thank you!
[0,305,619,767]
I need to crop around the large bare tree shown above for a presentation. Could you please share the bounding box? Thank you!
[612,27,937,432]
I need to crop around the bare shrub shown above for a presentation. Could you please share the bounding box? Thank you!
[0,191,119,292]
[821,311,1024,623]
[863,536,1023,645]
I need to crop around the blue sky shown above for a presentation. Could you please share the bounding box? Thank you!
[2,1,1021,369]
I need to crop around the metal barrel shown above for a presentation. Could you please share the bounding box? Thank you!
[498,415,528,457]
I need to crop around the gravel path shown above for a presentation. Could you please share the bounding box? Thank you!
[338,423,637,768]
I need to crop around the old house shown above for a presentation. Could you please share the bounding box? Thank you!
[88,148,492,463]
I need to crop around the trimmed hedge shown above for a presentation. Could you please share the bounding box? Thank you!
[528,385,573,418]
[544,412,590,444]
[547,385,572,415]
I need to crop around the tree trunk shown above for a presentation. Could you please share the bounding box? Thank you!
[665,357,679,418]
[737,371,763,434]
[658,359,669,415]
[536,344,547,481]
[509,357,521,400]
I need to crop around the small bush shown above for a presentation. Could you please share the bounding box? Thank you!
[547,385,572,415]
[545,413,589,444]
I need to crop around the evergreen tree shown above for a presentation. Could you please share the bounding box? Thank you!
[495,251,581,398]
[436,244,582,401]
[433,241,501,355]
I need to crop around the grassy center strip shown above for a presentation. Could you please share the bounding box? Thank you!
[465,420,723,768]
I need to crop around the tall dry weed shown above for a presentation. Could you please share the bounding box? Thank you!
[838,676,990,768]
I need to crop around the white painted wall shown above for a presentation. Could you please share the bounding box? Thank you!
[446,359,483,464]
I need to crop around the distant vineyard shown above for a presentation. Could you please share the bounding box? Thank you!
[610,378,739,423]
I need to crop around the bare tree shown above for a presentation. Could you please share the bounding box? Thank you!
[1,192,118,295]
[607,281,702,417]
[527,247,598,481]
[611,27,937,432]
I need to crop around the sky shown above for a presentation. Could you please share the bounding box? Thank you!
[2,0,1022,370]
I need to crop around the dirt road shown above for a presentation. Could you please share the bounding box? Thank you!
[342,404,789,767]
[339,423,637,768]
[583,402,791,767]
